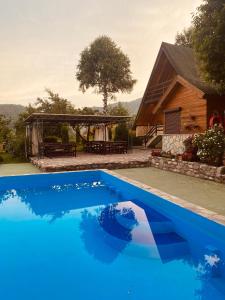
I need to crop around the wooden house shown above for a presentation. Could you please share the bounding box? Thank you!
[134,42,225,154]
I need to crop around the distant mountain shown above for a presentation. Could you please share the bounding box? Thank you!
[93,98,141,115]
[119,98,141,115]
[0,104,25,122]
[0,98,142,124]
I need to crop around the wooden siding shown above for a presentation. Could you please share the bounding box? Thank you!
[158,84,207,133]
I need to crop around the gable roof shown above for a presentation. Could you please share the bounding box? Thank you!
[134,42,216,126]
[161,42,215,94]
[152,75,205,114]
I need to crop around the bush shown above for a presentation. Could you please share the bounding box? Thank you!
[6,136,27,160]
[193,126,225,166]
[128,131,143,146]
[182,135,198,161]
[0,155,3,163]
[183,136,194,152]
[114,123,129,141]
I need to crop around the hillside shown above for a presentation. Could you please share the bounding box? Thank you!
[0,104,25,122]
[0,98,141,123]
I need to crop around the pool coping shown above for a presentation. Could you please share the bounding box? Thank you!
[103,169,225,227]
[1,169,225,227]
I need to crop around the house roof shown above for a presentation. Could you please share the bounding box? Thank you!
[161,42,215,94]
[134,42,217,127]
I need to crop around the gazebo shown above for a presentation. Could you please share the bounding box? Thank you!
[25,113,131,158]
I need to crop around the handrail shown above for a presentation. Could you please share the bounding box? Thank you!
[144,125,164,147]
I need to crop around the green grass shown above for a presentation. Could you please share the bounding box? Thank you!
[0,152,27,164]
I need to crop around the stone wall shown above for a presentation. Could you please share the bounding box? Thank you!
[162,134,191,154]
[149,156,225,184]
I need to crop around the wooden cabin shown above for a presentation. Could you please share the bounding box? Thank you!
[134,42,225,153]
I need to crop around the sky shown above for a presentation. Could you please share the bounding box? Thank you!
[0,0,201,108]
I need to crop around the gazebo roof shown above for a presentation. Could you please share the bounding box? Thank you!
[25,113,131,125]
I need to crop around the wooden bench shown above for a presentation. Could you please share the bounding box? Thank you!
[40,143,76,158]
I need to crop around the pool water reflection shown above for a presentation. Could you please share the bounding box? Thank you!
[0,179,224,300]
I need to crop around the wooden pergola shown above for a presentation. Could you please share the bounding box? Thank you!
[25,113,131,158]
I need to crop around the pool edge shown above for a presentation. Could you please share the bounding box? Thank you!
[103,169,225,227]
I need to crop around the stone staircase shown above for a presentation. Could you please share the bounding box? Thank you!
[99,199,189,263]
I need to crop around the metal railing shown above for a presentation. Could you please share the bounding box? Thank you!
[144,124,164,147]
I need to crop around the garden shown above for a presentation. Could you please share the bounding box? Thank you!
[152,126,225,167]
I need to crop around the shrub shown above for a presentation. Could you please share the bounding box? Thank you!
[114,123,129,141]
[129,131,143,146]
[193,126,225,166]
[182,135,198,161]
[6,136,26,160]
[0,155,3,163]
[184,135,194,152]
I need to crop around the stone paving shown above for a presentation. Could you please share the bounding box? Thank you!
[31,149,152,172]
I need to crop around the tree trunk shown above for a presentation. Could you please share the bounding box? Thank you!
[103,89,108,115]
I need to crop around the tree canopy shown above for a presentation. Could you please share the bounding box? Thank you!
[76,36,136,114]
[192,0,225,92]
[108,102,129,116]
[175,27,194,48]
[175,0,225,92]
[35,89,76,114]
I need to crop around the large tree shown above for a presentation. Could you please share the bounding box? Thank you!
[35,89,76,114]
[76,36,136,114]
[175,27,194,48]
[108,102,129,116]
[192,0,225,92]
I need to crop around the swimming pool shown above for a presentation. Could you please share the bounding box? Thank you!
[0,170,224,300]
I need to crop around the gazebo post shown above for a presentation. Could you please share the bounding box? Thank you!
[104,124,106,142]
[87,125,90,142]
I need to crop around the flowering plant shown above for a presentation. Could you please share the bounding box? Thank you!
[193,126,225,166]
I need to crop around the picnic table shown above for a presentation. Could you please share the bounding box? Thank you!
[85,141,128,155]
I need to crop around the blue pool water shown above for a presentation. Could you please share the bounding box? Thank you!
[0,170,225,300]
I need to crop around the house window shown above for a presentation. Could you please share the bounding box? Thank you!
[164,108,181,134]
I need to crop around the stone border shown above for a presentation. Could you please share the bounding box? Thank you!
[149,156,225,184]
[104,169,225,227]
[31,158,151,172]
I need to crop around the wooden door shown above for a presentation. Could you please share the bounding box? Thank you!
[164,109,181,134]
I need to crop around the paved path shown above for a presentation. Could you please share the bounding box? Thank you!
[31,149,152,172]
